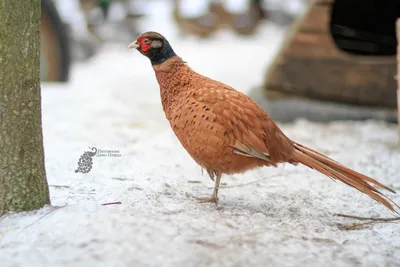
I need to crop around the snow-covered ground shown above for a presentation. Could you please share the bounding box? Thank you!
[1,1,400,267]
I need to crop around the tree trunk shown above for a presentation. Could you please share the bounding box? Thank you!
[0,0,50,215]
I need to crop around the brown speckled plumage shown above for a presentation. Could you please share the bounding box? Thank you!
[129,32,399,213]
[154,57,294,175]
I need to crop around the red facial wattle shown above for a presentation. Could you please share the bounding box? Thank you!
[138,38,151,52]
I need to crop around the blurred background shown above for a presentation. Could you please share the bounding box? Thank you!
[40,0,399,123]
[40,0,308,82]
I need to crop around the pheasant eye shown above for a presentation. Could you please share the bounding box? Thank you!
[143,39,151,44]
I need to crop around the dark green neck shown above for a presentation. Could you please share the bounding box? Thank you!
[149,43,177,66]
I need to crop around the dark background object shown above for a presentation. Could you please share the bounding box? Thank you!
[257,0,399,123]
[330,0,400,56]
[41,0,71,82]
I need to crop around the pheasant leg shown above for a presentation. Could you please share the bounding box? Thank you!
[195,173,221,204]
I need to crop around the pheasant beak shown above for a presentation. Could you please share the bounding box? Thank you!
[128,41,140,49]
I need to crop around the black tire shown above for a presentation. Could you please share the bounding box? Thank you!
[40,0,71,82]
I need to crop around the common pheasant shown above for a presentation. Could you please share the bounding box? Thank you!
[128,31,399,214]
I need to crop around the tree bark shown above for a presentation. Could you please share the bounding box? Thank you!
[0,0,50,215]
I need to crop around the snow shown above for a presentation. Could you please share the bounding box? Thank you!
[1,1,400,266]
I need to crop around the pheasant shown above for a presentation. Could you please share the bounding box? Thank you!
[128,31,399,214]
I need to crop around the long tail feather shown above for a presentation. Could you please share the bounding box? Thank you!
[292,142,399,214]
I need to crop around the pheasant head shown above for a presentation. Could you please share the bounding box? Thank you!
[128,32,177,66]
